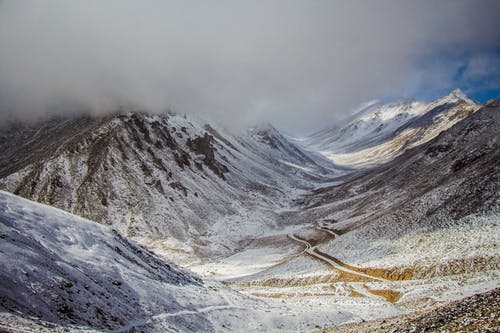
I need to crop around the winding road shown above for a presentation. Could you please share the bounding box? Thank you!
[287,227,400,302]
[288,233,388,283]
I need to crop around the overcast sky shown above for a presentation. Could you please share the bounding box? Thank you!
[0,0,499,133]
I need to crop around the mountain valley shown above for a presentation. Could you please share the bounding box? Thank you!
[0,91,498,332]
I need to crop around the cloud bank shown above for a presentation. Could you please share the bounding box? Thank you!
[0,0,499,133]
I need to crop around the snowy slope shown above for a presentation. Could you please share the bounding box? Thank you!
[0,94,497,332]
[0,190,242,331]
[298,89,479,167]
[0,111,338,264]
[304,99,427,153]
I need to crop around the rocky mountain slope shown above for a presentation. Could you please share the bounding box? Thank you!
[300,89,479,167]
[157,99,496,333]
[220,100,498,330]
[0,111,335,263]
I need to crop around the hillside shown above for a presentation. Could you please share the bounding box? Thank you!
[0,190,238,331]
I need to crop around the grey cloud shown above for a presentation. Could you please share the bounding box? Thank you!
[0,0,499,133]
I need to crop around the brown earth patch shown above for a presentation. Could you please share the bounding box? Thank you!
[235,274,342,288]
[327,268,377,283]
[312,248,415,281]
[234,255,499,289]
[347,286,365,298]
[364,285,401,303]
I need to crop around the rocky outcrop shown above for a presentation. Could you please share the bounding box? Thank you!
[187,133,228,179]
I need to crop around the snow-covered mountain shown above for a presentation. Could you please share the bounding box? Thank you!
[0,111,335,264]
[304,99,426,151]
[299,89,479,167]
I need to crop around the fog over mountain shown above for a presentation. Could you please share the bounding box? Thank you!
[0,0,499,133]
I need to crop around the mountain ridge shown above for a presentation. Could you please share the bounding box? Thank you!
[297,89,480,168]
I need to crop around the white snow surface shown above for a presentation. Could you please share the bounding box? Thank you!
[0,190,235,331]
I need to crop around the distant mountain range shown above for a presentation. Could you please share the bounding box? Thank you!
[0,90,498,332]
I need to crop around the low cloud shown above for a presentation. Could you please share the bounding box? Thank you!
[0,0,499,133]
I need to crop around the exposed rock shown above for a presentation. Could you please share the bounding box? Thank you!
[187,133,228,179]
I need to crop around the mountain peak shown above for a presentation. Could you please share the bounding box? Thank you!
[446,88,475,104]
